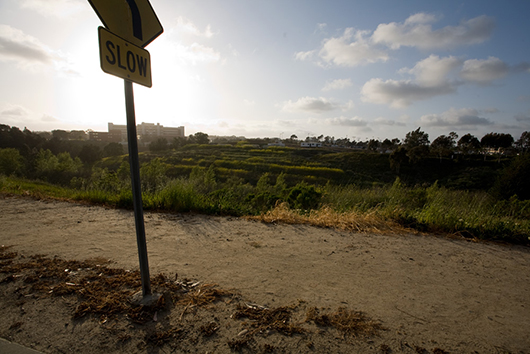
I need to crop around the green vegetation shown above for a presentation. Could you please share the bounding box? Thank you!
[1,123,530,245]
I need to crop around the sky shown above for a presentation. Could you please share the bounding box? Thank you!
[0,0,529,142]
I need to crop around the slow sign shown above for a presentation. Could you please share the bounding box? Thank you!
[98,27,152,87]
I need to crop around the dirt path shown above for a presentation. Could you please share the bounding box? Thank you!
[1,195,530,353]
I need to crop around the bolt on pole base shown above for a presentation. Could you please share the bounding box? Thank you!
[124,79,152,297]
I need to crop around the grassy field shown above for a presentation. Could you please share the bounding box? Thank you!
[1,144,529,244]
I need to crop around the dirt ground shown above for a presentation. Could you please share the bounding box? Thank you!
[1,195,529,354]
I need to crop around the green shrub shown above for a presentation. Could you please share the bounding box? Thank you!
[287,183,322,211]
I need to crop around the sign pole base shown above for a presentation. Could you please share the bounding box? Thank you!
[124,79,152,297]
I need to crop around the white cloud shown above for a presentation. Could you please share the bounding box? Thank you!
[174,17,215,38]
[322,78,353,91]
[294,50,315,61]
[362,54,523,108]
[0,25,54,66]
[403,55,462,87]
[361,78,456,108]
[41,114,60,122]
[174,42,221,65]
[20,0,84,17]
[419,108,493,127]
[460,57,510,85]
[1,104,29,117]
[282,97,341,113]
[326,116,368,127]
[372,13,495,50]
[374,117,406,126]
[342,100,355,112]
[319,28,388,67]
[0,25,76,74]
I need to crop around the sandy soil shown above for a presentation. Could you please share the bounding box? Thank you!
[1,195,529,353]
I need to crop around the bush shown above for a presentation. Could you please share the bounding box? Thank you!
[491,154,530,200]
[287,183,322,211]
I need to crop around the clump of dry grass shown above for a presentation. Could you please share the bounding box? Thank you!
[306,307,385,337]
[178,283,233,307]
[248,203,405,234]
[233,304,305,336]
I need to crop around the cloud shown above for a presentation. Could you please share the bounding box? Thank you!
[294,50,315,61]
[325,116,368,127]
[174,17,215,38]
[319,28,389,67]
[419,108,493,127]
[41,114,60,122]
[0,25,77,74]
[482,107,499,114]
[362,54,526,108]
[460,57,514,85]
[20,0,84,17]
[361,78,456,108]
[515,113,530,122]
[282,97,341,113]
[1,104,29,117]
[403,55,462,86]
[0,25,54,66]
[372,13,495,50]
[174,42,221,65]
[374,117,406,126]
[322,78,353,92]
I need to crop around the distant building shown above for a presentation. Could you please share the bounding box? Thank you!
[88,122,185,142]
[301,142,322,148]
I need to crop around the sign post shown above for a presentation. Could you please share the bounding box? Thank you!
[124,79,151,296]
[88,0,163,299]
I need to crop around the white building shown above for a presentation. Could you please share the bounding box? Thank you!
[107,122,185,141]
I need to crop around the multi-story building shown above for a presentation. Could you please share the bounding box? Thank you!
[97,122,185,142]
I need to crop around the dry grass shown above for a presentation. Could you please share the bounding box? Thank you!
[233,303,305,336]
[248,203,406,234]
[306,307,385,337]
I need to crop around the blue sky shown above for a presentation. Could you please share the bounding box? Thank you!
[0,0,529,142]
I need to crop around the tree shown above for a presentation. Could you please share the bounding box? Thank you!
[389,146,408,174]
[367,139,380,152]
[149,138,169,152]
[457,133,481,155]
[103,142,124,157]
[404,128,430,163]
[77,144,102,165]
[431,133,457,162]
[0,148,24,176]
[480,132,514,150]
[516,131,530,154]
[289,134,298,142]
[189,132,209,145]
[381,138,397,152]
[404,127,429,149]
[481,132,514,162]
[170,136,188,149]
[52,129,70,140]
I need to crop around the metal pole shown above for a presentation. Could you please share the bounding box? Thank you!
[124,79,151,296]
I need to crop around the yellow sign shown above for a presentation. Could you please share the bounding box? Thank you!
[88,0,163,48]
[98,27,152,87]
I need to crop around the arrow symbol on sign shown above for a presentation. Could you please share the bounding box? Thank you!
[125,0,143,40]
